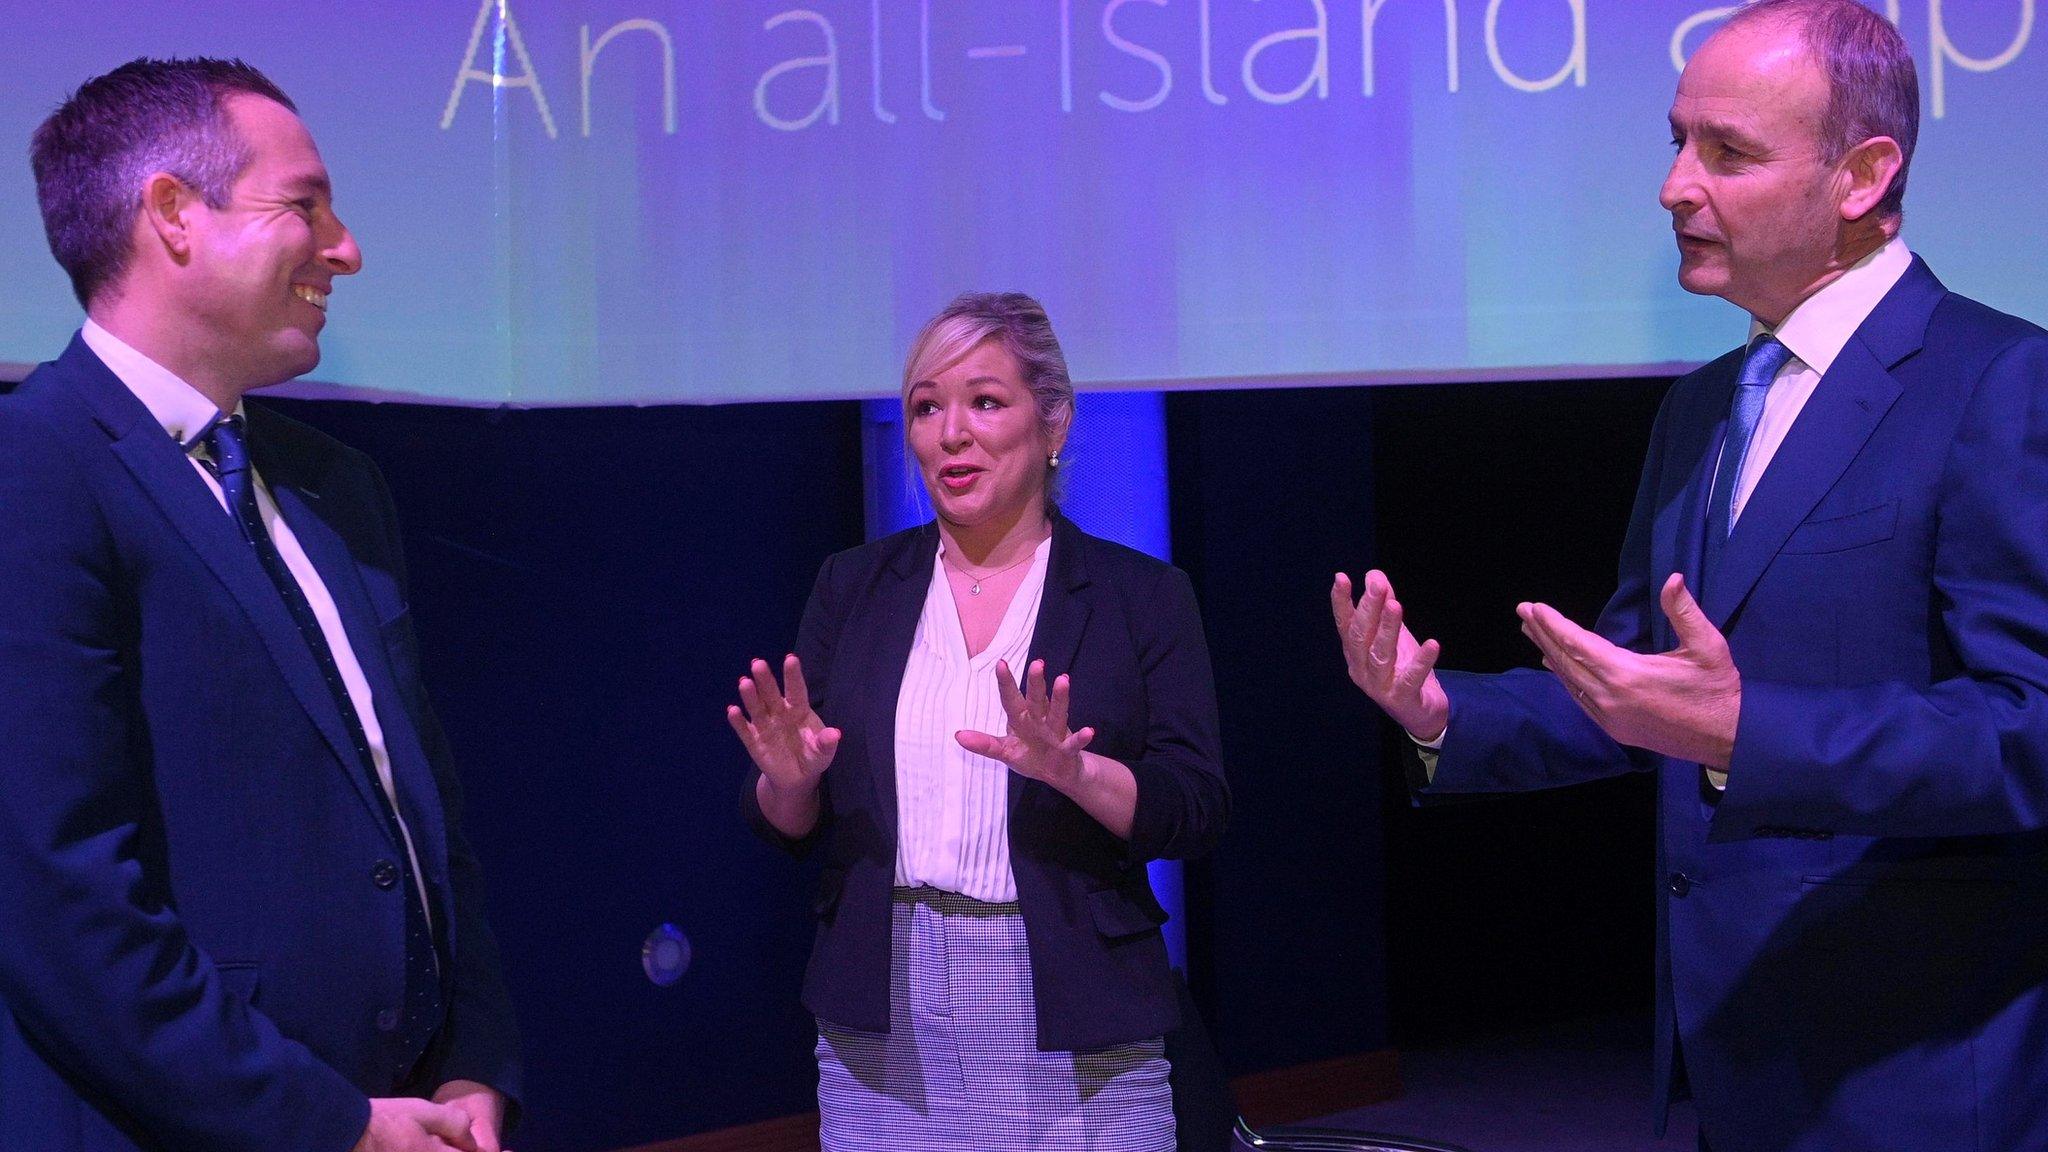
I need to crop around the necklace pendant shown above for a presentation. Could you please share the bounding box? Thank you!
[970,581,983,596]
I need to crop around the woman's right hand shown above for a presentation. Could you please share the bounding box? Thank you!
[727,654,841,796]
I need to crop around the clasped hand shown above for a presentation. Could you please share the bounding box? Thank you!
[726,655,841,794]
[956,659,1095,791]
[354,1094,498,1152]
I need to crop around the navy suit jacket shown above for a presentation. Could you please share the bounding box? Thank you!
[0,338,520,1152]
[1419,259,2048,1151]
[743,517,1229,1052]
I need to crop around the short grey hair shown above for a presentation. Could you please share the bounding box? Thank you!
[1723,0,1918,220]
[31,58,297,308]
[901,291,1076,504]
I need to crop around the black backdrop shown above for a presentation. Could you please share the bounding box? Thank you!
[1,370,1670,1149]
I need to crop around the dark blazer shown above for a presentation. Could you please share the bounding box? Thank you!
[0,337,521,1152]
[743,516,1228,1051]
[1419,259,2048,1152]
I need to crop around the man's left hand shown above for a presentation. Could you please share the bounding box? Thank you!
[432,1081,508,1152]
[1518,573,1741,769]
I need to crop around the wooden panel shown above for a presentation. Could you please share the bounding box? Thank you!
[615,1111,819,1152]
[1231,1048,1402,1129]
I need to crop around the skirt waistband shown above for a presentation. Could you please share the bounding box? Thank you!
[891,884,1021,917]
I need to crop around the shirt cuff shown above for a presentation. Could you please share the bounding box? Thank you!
[1409,726,1444,785]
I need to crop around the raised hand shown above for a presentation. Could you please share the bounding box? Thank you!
[727,654,841,795]
[1518,573,1741,768]
[956,659,1096,791]
[1332,570,1450,742]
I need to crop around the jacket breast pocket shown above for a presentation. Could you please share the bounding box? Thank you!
[1781,499,1898,555]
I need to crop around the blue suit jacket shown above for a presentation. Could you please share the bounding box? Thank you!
[1422,259,2048,1152]
[0,338,520,1152]
[742,517,1229,1052]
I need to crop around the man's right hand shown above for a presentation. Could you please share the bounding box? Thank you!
[353,1097,479,1152]
[1332,570,1450,743]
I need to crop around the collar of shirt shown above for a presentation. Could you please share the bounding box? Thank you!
[79,318,243,450]
[1746,236,1913,379]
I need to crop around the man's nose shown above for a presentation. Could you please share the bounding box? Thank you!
[322,212,363,276]
[1659,152,1698,215]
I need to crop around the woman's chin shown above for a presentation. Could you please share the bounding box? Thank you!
[931,500,986,529]
[926,485,1042,532]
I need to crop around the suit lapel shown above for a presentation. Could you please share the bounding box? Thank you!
[254,419,437,859]
[1657,366,1738,650]
[863,525,937,832]
[1699,261,1937,626]
[1026,517,1093,679]
[63,341,398,845]
[106,428,360,781]
[1015,518,1093,812]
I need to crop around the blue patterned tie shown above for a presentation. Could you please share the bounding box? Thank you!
[1702,335,1793,580]
[201,415,445,1085]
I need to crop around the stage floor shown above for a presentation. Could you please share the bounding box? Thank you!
[1310,1014,1699,1152]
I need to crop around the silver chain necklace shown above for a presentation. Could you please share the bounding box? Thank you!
[945,551,1037,596]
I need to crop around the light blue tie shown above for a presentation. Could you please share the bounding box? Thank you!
[1703,335,1793,578]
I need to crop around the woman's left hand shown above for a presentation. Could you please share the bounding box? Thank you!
[957,659,1095,792]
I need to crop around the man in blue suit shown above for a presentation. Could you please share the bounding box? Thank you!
[0,60,519,1152]
[1334,1,2048,1149]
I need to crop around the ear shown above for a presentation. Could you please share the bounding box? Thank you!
[138,171,202,261]
[1836,135,1903,223]
[1045,399,1073,459]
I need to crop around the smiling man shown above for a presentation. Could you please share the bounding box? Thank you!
[0,59,519,1152]
[1334,1,2048,1149]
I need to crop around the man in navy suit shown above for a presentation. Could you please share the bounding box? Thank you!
[1334,1,2048,1149]
[0,60,519,1152]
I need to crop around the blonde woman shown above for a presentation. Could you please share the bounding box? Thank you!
[730,292,1228,1150]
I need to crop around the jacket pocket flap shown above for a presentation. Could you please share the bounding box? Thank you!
[1089,884,1169,939]
[215,962,261,1001]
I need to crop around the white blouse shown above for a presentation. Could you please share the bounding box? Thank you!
[892,536,1053,903]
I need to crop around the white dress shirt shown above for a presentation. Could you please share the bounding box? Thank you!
[81,319,434,926]
[1723,237,1913,520]
[892,537,1053,903]
[1418,238,1915,785]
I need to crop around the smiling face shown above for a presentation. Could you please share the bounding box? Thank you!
[181,94,362,391]
[1661,18,1844,325]
[905,337,1064,535]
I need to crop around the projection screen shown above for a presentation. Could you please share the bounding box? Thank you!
[0,1,2039,404]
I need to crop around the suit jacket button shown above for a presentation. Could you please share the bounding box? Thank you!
[1668,872,1693,897]
[372,860,400,890]
[375,1008,400,1032]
